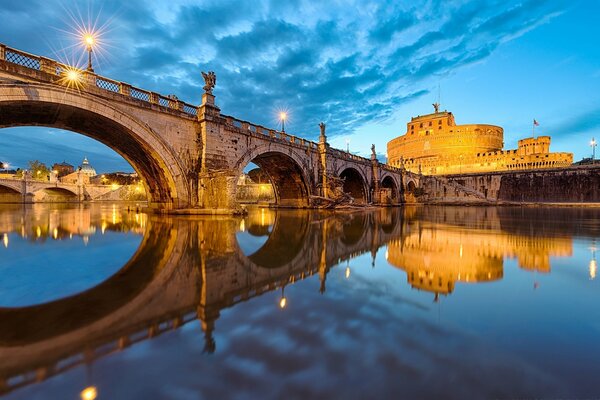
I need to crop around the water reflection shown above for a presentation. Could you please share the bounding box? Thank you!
[0,205,599,398]
[0,203,146,245]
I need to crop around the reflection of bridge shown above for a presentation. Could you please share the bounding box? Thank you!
[0,208,404,395]
[0,43,422,212]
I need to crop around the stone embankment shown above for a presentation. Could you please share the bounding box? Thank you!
[420,164,600,205]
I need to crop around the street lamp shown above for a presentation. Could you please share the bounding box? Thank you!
[346,138,350,153]
[80,386,97,400]
[279,112,287,133]
[84,33,95,72]
[591,137,597,164]
[279,286,287,309]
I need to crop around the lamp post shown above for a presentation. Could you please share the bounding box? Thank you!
[279,112,287,133]
[346,138,350,153]
[591,137,597,164]
[84,34,95,72]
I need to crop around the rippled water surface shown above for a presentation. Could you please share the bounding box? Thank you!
[0,204,599,399]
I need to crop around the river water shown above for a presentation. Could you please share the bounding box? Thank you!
[0,203,599,399]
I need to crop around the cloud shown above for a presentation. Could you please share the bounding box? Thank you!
[0,0,567,169]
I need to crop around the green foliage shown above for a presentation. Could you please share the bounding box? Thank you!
[28,160,50,181]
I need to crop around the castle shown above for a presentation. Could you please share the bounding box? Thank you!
[386,104,573,175]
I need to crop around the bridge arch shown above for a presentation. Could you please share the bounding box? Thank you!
[381,174,399,202]
[0,82,190,210]
[32,187,78,202]
[235,145,312,207]
[339,167,368,204]
[0,184,21,203]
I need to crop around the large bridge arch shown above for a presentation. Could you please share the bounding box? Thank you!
[235,145,312,207]
[0,82,191,210]
[338,167,368,204]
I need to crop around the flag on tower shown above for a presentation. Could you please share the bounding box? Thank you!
[533,119,539,126]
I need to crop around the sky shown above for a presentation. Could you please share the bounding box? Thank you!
[0,0,599,172]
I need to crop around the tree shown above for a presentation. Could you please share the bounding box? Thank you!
[28,160,50,181]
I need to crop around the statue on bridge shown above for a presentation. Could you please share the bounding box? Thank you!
[202,71,216,94]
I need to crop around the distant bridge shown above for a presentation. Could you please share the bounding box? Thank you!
[0,43,424,212]
[0,177,118,202]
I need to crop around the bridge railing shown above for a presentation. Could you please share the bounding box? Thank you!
[222,114,319,150]
[0,43,199,118]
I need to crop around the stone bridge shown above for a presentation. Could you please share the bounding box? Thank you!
[0,177,120,202]
[0,208,404,394]
[0,43,421,212]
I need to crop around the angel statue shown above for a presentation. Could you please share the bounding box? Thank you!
[319,122,326,136]
[202,71,216,94]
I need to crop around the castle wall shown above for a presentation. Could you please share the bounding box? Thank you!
[436,165,600,203]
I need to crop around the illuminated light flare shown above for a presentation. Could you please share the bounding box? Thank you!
[80,386,97,400]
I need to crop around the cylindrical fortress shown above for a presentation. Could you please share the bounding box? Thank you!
[387,111,504,166]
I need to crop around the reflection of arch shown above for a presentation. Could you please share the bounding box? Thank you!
[341,214,367,246]
[0,83,188,208]
[339,168,367,204]
[381,175,399,201]
[0,221,175,346]
[245,213,310,269]
[235,146,311,207]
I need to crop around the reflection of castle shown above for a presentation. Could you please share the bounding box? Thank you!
[386,222,572,297]
[387,105,573,175]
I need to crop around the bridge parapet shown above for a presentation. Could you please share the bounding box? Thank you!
[222,114,319,151]
[0,43,199,119]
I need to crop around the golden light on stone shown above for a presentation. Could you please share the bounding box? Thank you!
[80,386,97,400]
[60,66,85,90]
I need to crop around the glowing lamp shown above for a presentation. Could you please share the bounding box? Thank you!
[85,35,95,46]
[80,386,97,400]
[279,296,287,309]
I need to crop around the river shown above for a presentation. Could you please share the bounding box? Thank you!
[0,203,598,399]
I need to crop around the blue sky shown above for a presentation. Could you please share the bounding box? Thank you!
[0,0,599,172]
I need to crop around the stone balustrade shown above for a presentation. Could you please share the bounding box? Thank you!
[0,43,199,118]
